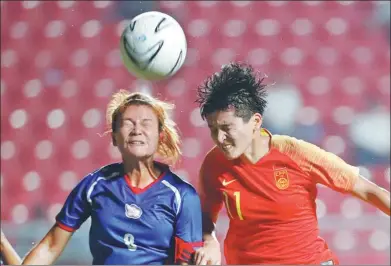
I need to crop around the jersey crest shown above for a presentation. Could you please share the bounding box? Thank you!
[125,204,143,219]
[274,168,290,190]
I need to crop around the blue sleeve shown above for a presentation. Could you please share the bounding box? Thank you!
[55,176,92,232]
[173,187,203,264]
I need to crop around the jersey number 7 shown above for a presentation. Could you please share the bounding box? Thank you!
[223,191,244,220]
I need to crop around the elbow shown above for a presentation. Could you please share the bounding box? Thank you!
[21,243,48,265]
[352,178,390,216]
[22,224,71,265]
[367,187,390,216]
[22,240,61,265]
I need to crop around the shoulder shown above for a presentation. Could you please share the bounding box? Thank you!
[204,146,225,162]
[271,134,300,149]
[271,134,354,170]
[164,170,198,196]
[93,162,123,179]
[71,163,124,201]
[80,162,124,187]
[271,134,316,156]
[201,146,229,170]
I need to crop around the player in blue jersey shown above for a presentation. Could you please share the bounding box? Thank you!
[9,90,203,265]
[1,230,22,265]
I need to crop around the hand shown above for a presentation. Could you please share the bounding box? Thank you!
[193,239,221,265]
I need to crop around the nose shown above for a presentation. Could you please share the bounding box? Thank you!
[216,129,226,144]
[130,123,142,135]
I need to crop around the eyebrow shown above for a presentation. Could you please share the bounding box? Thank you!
[122,118,153,122]
[208,122,232,128]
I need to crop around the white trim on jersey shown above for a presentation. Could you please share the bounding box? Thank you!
[87,177,105,204]
[162,180,182,215]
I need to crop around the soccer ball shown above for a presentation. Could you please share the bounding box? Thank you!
[119,11,187,81]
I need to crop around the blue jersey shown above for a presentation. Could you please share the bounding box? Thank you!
[56,162,203,265]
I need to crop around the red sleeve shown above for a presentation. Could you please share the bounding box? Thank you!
[174,237,203,264]
[273,135,359,193]
[198,151,224,223]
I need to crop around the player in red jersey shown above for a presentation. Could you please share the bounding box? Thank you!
[193,62,390,265]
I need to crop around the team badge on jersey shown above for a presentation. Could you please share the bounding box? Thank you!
[125,204,143,219]
[274,168,289,190]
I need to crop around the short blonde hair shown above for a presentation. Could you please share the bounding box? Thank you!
[106,90,181,165]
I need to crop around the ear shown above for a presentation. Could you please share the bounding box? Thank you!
[159,131,164,141]
[112,132,117,147]
[252,113,263,130]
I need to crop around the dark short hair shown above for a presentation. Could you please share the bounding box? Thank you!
[195,62,268,122]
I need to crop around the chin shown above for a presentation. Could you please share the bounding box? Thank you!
[126,150,152,160]
[222,151,240,160]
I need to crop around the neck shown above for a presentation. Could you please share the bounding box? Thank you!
[122,156,161,188]
[242,130,270,164]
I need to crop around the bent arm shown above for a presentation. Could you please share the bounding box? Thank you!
[351,175,390,216]
[197,159,223,245]
[202,212,219,244]
[173,188,204,265]
[22,224,73,265]
[1,230,22,265]
[193,211,221,265]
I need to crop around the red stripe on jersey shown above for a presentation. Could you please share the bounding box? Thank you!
[124,166,167,194]
[56,221,77,232]
[174,237,203,264]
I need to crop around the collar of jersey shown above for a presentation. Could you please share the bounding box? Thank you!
[123,161,169,194]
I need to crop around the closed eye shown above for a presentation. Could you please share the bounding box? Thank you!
[122,120,134,127]
[221,125,231,132]
[142,120,153,126]
[208,125,218,133]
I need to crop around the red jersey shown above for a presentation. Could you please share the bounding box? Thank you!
[198,129,359,265]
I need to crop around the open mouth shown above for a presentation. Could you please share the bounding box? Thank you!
[221,144,233,152]
[128,140,145,145]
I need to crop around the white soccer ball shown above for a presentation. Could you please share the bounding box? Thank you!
[119,11,187,81]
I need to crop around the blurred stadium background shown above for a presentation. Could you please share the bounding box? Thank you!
[1,0,390,264]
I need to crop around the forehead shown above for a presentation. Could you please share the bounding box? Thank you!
[206,109,242,126]
[121,104,157,120]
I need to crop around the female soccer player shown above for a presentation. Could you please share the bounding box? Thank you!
[1,230,22,265]
[193,62,390,265]
[4,90,202,265]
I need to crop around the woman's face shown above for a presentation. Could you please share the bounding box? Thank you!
[113,104,160,160]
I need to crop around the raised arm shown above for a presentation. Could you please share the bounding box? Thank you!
[1,230,22,265]
[22,225,72,265]
[281,136,390,216]
[351,175,390,216]
[22,174,93,264]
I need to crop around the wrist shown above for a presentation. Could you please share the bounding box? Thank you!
[203,234,219,245]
